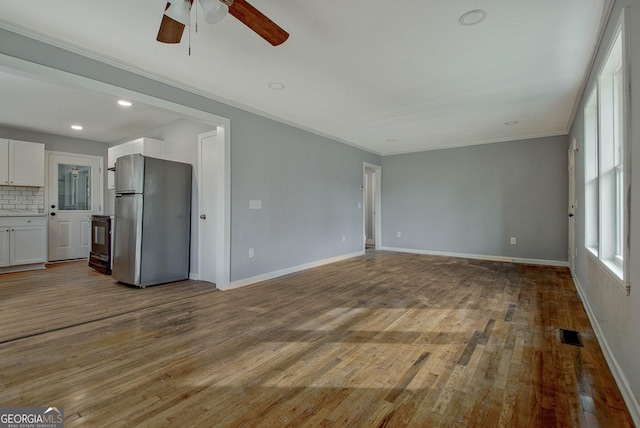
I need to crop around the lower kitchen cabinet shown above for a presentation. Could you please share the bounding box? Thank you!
[0,227,8,267]
[0,216,46,270]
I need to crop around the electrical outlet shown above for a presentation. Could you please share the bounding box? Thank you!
[249,248,254,258]
[510,237,516,245]
[342,235,346,242]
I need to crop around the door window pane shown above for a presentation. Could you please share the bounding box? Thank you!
[58,164,92,210]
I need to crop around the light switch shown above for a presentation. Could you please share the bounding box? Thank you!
[249,200,262,210]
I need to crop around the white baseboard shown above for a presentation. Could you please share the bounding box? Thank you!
[380,246,569,267]
[0,263,46,274]
[229,250,365,290]
[572,273,640,425]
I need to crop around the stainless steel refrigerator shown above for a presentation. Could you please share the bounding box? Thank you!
[113,153,192,287]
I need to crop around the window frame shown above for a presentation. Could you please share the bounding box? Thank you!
[582,9,629,294]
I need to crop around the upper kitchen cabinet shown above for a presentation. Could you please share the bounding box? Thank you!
[0,139,45,187]
[107,138,164,189]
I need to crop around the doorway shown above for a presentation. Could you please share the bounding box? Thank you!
[363,163,382,250]
[47,152,103,261]
[2,54,231,288]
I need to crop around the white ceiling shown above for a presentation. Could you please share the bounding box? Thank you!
[0,69,187,143]
[0,0,609,154]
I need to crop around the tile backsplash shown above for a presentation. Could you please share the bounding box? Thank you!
[0,186,45,212]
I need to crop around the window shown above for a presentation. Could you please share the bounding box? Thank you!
[583,11,628,288]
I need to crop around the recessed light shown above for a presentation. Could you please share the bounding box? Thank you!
[459,9,487,26]
[504,120,519,126]
[118,100,132,107]
[268,82,285,90]
[71,125,83,130]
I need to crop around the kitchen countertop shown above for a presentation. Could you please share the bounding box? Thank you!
[0,210,46,217]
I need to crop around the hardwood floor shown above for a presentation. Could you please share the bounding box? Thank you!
[0,252,633,427]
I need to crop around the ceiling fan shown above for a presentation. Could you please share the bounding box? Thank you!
[157,0,289,46]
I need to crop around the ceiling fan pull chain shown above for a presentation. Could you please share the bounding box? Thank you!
[195,0,199,34]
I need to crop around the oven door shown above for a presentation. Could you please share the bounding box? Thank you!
[91,217,110,256]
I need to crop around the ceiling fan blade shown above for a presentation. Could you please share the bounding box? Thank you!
[157,1,192,44]
[228,0,289,46]
[157,14,185,43]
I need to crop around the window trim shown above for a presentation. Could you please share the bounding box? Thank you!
[582,8,629,295]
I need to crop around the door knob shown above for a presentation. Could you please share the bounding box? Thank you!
[200,214,207,220]
[51,205,56,209]
[50,212,56,216]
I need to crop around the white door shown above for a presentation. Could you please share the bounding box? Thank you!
[198,132,219,284]
[198,128,229,287]
[568,141,576,272]
[47,153,102,261]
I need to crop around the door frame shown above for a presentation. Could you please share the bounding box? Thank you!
[568,138,577,273]
[45,151,104,262]
[198,128,231,289]
[363,162,382,250]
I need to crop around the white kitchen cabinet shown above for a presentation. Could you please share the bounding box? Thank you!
[107,137,164,189]
[0,216,47,271]
[0,139,45,187]
[0,140,8,187]
[0,227,8,267]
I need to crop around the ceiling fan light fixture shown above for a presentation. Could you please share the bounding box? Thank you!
[199,0,228,24]
[165,0,192,26]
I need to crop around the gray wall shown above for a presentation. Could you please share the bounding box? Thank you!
[381,136,569,262]
[569,0,640,419]
[231,112,379,281]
